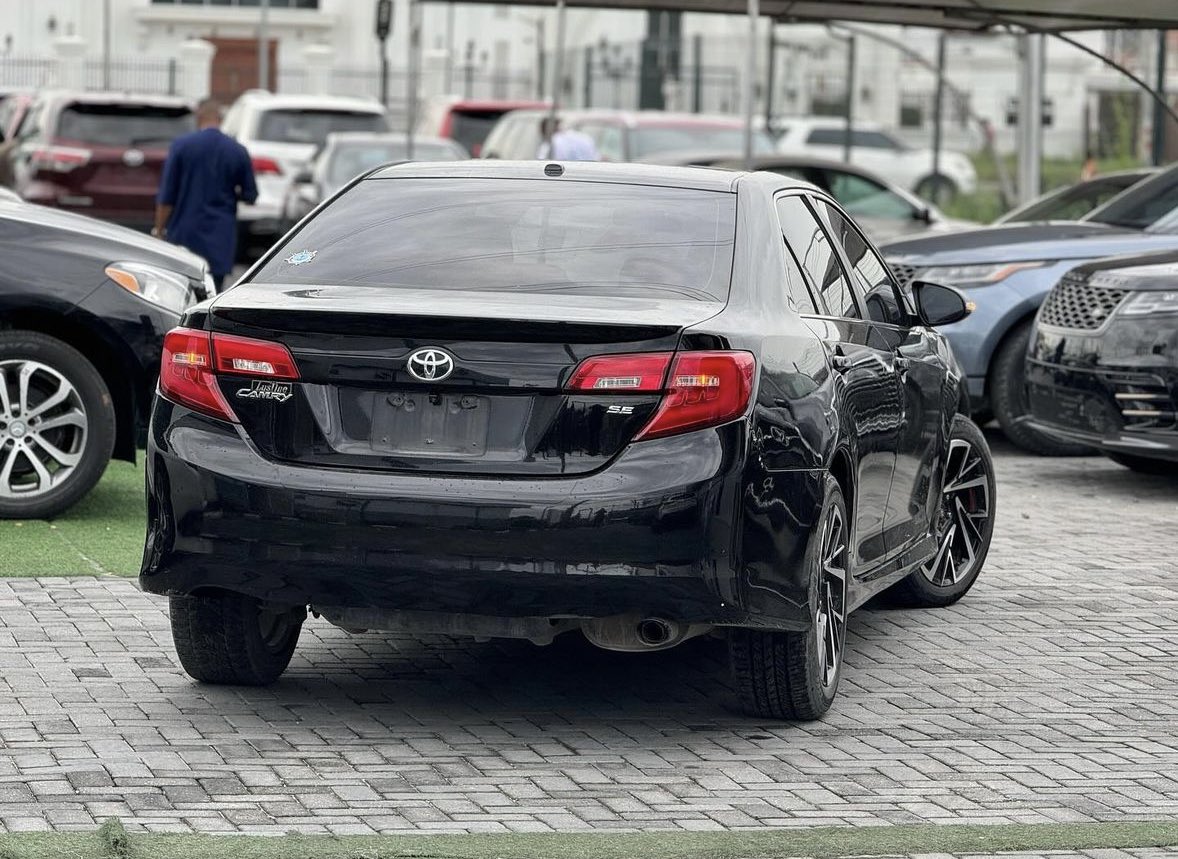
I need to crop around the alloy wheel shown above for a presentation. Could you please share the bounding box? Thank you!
[814,503,848,690]
[921,438,992,587]
[0,360,88,500]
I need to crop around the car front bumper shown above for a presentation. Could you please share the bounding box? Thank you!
[141,404,822,629]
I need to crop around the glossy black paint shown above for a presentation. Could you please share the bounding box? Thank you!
[0,197,207,459]
[1027,251,1178,462]
[142,162,968,632]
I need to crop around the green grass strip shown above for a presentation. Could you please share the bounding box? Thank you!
[0,460,144,578]
[0,821,1177,859]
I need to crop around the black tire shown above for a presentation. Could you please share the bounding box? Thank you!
[1107,453,1178,476]
[889,415,995,608]
[170,593,305,685]
[0,330,116,519]
[990,321,1092,456]
[729,475,848,721]
[914,174,959,206]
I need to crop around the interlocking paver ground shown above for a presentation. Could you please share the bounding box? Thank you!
[1,435,1176,834]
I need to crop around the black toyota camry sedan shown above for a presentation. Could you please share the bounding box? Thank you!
[141,161,995,720]
[1027,249,1178,473]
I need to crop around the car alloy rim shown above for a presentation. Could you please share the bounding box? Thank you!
[921,438,991,587]
[0,360,88,500]
[814,503,848,691]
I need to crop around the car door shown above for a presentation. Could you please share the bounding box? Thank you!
[775,193,901,573]
[817,198,949,560]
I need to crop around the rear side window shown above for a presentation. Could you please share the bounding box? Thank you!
[256,178,737,302]
[449,111,504,154]
[817,201,907,327]
[56,103,194,146]
[776,195,858,318]
[256,110,387,146]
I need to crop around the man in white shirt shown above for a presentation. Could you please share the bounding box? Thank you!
[536,117,600,161]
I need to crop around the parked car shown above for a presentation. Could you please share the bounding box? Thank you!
[2,90,194,230]
[481,109,776,161]
[881,164,1178,454]
[0,194,210,519]
[220,90,389,250]
[281,132,467,229]
[994,168,1157,225]
[773,116,977,201]
[417,97,549,156]
[1027,249,1178,474]
[0,91,33,188]
[141,160,994,720]
[640,151,974,242]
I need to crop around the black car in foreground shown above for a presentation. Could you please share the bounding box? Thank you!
[0,195,210,518]
[1027,250,1178,473]
[141,161,995,720]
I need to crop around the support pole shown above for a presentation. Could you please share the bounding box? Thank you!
[445,1,455,94]
[550,0,567,113]
[1016,32,1044,205]
[258,0,270,92]
[931,31,947,194]
[843,34,856,163]
[692,33,702,113]
[407,0,422,159]
[102,0,111,90]
[764,22,775,132]
[742,0,758,169]
[1153,30,1168,166]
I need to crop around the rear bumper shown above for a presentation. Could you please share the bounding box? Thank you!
[140,403,817,628]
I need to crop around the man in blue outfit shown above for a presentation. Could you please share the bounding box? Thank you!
[153,97,257,292]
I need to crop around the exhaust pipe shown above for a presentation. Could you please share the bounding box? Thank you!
[582,614,713,652]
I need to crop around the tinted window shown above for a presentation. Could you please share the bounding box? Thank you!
[1088,168,1178,230]
[257,178,737,301]
[256,109,387,146]
[1004,175,1145,223]
[326,141,462,186]
[817,201,906,326]
[805,128,900,151]
[630,125,775,158]
[826,170,917,220]
[776,195,858,318]
[449,110,507,154]
[56,103,194,146]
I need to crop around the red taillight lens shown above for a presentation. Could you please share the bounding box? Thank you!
[31,145,91,173]
[252,156,283,176]
[160,328,300,421]
[637,351,755,440]
[567,353,672,392]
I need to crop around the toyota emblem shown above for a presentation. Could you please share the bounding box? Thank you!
[123,149,146,168]
[406,348,454,382]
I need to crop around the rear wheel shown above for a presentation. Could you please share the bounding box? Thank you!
[170,593,305,685]
[991,321,1092,456]
[0,331,116,519]
[889,415,995,608]
[914,174,959,206]
[729,475,848,720]
[1108,453,1178,476]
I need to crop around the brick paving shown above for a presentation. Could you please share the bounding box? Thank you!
[0,436,1176,835]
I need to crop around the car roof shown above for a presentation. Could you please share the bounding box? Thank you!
[442,99,550,111]
[572,109,754,128]
[30,89,193,109]
[234,91,385,113]
[366,159,796,193]
[325,132,458,146]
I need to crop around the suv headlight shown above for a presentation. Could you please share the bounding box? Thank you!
[105,262,194,315]
[1118,291,1178,316]
[920,261,1047,287]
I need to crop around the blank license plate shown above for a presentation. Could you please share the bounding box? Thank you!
[369,392,489,456]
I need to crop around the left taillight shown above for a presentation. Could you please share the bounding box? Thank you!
[160,328,299,421]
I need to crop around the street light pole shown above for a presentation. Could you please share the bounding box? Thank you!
[102,0,111,91]
[258,0,270,92]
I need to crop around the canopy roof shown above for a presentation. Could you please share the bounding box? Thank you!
[439,0,1178,31]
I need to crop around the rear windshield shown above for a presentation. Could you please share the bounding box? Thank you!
[256,178,736,301]
[1087,168,1178,232]
[632,125,775,158]
[257,109,387,146]
[449,111,506,154]
[56,103,194,146]
[326,141,463,186]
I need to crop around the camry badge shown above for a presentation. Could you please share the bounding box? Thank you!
[123,149,145,167]
[406,348,454,382]
[236,380,293,402]
[285,249,317,266]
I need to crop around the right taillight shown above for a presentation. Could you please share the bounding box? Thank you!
[160,328,300,422]
[251,156,283,176]
[566,350,755,440]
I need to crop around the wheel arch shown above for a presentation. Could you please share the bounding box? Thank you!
[826,446,854,524]
[983,309,1037,401]
[0,307,140,463]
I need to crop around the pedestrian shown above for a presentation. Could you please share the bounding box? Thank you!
[536,116,600,161]
[152,97,257,293]
[1080,150,1098,182]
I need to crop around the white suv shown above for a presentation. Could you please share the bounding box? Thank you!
[773,116,977,201]
[221,91,389,251]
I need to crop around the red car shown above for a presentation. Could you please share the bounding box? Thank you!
[4,91,194,230]
[418,97,549,156]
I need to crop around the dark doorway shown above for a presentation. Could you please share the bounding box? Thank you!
[209,38,279,104]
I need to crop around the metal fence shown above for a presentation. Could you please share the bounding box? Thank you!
[0,56,56,89]
[83,58,177,95]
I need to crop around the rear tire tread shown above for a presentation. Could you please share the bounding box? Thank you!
[170,594,303,686]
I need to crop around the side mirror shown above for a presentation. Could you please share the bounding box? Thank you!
[291,169,314,185]
[913,280,973,327]
[914,206,933,223]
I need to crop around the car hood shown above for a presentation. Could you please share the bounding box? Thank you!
[1069,249,1178,292]
[0,199,206,277]
[878,221,1176,265]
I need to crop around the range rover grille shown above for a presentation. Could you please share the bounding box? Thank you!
[1039,276,1128,331]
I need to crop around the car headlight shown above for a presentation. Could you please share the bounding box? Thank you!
[1118,291,1178,316]
[105,262,194,314]
[920,261,1047,287]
